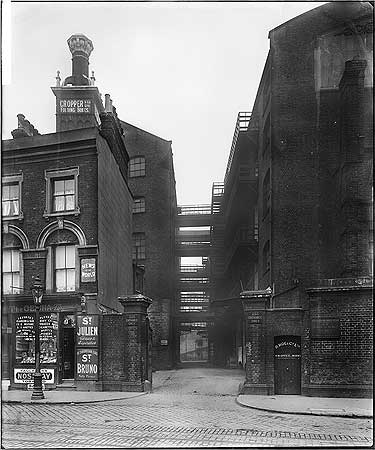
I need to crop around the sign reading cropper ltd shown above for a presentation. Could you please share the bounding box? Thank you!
[59,99,91,113]
[76,348,99,380]
[76,315,99,347]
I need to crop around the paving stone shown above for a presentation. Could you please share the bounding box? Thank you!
[2,368,373,448]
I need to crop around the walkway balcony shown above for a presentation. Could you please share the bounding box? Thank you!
[176,229,211,256]
[177,204,212,227]
[223,226,258,272]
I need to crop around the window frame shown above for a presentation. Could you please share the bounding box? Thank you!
[44,168,80,217]
[129,156,146,178]
[132,232,146,260]
[2,174,23,221]
[2,247,22,295]
[133,197,146,214]
[53,244,77,293]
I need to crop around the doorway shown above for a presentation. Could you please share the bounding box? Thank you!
[274,335,301,395]
[60,314,76,380]
[180,330,208,362]
[62,328,75,379]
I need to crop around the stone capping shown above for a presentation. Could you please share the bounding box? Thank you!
[240,288,273,299]
[20,248,47,259]
[118,294,152,310]
[306,276,373,293]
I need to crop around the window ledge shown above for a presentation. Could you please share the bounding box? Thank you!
[2,213,24,221]
[43,208,80,219]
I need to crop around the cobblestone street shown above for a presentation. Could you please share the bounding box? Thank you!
[2,369,373,448]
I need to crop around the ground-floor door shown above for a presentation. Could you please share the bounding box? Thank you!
[62,328,75,379]
[59,314,76,381]
[274,335,301,395]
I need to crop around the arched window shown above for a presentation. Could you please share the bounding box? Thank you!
[262,169,270,218]
[45,229,79,293]
[2,234,23,294]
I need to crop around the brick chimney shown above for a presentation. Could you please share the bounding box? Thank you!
[11,114,40,138]
[52,34,104,132]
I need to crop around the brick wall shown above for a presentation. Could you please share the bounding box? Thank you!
[2,130,98,291]
[122,121,177,369]
[101,314,125,387]
[268,16,321,296]
[97,133,133,312]
[309,291,373,391]
[148,299,172,369]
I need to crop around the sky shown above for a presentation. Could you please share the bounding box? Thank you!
[2,1,326,205]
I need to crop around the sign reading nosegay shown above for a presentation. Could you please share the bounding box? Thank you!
[81,258,96,283]
[76,315,99,347]
[14,368,54,384]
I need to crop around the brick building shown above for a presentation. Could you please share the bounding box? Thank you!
[211,2,373,397]
[1,34,154,390]
[123,121,177,370]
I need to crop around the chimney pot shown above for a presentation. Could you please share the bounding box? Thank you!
[64,34,94,86]
[105,94,112,112]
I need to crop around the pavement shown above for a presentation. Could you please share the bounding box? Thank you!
[2,372,373,418]
[2,369,373,448]
[237,394,373,418]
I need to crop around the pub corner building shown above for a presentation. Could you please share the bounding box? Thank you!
[2,34,153,392]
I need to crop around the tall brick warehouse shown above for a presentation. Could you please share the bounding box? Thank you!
[123,121,177,370]
[210,2,373,397]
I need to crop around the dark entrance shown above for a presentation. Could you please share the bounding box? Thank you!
[180,329,208,362]
[60,314,75,380]
[274,335,301,395]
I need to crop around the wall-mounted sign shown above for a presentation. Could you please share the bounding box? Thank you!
[14,368,55,384]
[76,315,99,347]
[274,337,301,359]
[160,339,168,346]
[76,348,99,380]
[59,99,91,114]
[10,303,76,314]
[81,258,96,283]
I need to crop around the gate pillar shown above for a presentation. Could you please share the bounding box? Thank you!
[118,294,152,392]
[240,289,272,395]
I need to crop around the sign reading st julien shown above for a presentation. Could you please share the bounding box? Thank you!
[76,315,99,380]
[76,315,99,347]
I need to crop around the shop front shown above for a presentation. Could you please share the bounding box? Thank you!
[7,296,94,390]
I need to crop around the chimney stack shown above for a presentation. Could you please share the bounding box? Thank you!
[11,114,40,138]
[63,34,94,86]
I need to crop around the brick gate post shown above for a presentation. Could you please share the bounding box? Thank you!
[240,289,272,395]
[118,294,152,392]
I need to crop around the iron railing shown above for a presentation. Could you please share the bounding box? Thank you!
[224,112,251,185]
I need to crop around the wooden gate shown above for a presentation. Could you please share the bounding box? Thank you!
[274,335,301,395]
